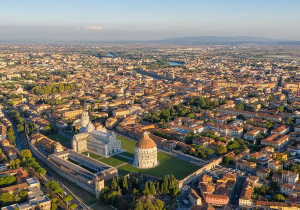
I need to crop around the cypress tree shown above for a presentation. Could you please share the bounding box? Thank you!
[156,182,160,193]
[143,182,150,195]
[111,178,118,191]
[150,182,156,195]
[122,177,128,194]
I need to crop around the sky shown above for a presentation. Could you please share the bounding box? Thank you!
[0,0,300,41]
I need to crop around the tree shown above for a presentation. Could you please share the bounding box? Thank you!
[20,149,32,159]
[205,148,214,155]
[154,199,164,210]
[0,192,14,206]
[68,203,78,210]
[149,182,156,195]
[273,194,285,202]
[14,193,20,202]
[45,181,64,196]
[15,159,21,168]
[10,159,15,169]
[142,182,151,196]
[17,124,24,133]
[122,177,128,195]
[37,202,41,210]
[63,195,73,209]
[37,167,47,175]
[111,178,118,191]
[160,178,169,194]
[235,103,244,110]
[217,145,227,155]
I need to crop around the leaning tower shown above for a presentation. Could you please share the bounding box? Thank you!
[81,111,89,128]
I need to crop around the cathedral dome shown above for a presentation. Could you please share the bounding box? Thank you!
[136,132,156,149]
[86,122,95,132]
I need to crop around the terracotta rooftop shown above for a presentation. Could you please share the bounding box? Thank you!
[135,132,157,149]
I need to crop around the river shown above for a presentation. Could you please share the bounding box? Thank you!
[167,61,183,66]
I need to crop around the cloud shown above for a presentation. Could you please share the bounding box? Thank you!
[77,26,103,31]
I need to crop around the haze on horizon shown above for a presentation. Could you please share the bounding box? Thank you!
[1,0,300,41]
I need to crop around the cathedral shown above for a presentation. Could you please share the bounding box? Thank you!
[72,111,121,157]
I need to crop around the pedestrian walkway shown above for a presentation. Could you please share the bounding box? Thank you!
[118,154,133,160]
[115,161,130,168]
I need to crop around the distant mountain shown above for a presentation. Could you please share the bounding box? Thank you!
[152,36,290,45]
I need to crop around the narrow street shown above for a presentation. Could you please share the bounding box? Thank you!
[229,176,246,207]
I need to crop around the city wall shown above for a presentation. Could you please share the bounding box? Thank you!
[172,150,208,164]
[178,156,223,189]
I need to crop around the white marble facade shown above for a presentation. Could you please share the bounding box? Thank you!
[72,111,121,157]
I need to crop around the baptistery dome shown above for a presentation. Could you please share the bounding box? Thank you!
[133,132,158,169]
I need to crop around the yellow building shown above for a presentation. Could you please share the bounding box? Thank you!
[236,160,257,171]
[62,109,83,119]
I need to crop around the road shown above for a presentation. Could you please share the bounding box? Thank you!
[4,106,88,210]
[3,108,25,151]
[176,187,191,210]
[229,176,246,207]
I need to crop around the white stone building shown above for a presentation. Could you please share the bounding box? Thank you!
[72,111,121,157]
[133,132,158,169]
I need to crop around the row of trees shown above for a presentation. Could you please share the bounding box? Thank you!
[153,130,176,140]
[20,149,47,175]
[31,83,77,95]
[143,104,193,123]
[8,110,25,133]
[183,144,214,160]
[26,121,37,136]
[7,126,16,145]
[45,181,77,210]
[100,175,179,210]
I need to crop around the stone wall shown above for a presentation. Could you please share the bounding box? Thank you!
[172,150,208,164]
[177,156,223,189]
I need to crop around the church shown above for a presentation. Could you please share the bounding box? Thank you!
[72,111,121,157]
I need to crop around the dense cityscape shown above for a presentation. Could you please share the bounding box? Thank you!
[0,43,300,210]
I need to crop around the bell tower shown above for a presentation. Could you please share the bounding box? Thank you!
[94,176,104,198]
[81,111,89,128]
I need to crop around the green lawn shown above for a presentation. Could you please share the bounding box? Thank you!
[82,151,103,160]
[99,155,132,167]
[117,136,136,154]
[48,133,71,144]
[118,152,200,180]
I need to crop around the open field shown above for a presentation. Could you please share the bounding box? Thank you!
[48,133,71,144]
[117,135,136,154]
[99,155,132,167]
